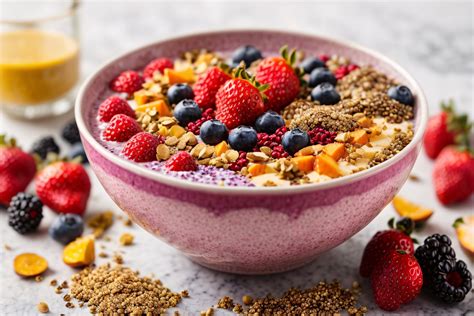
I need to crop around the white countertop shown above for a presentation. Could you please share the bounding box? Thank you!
[1,1,473,315]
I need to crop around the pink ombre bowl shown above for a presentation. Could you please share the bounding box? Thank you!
[76,30,428,274]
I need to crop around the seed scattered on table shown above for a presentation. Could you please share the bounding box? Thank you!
[37,302,49,313]
[119,232,134,246]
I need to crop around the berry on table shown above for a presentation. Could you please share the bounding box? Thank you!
[167,83,194,106]
[199,119,228,145]
[228,126,258,152]
[281,128,310,155]
[98,96,135,123]
[255,111,285,134]
[165,151,197,172]
[49,214,84,244]
[143,57,173,79]
[30,136,60,160]
[122,132,163,162]
[193,67,231,109]
[174,99,202,126]
[110,70,144,94]
[231,45,262,67]
[61,120,81,144]
[387,85,414,106]
[300,56,326,74]
[7,193,43,234]
[310,83,341,105]
[308,68,337,87]
[68,143,88,164]
[102,114,142,142]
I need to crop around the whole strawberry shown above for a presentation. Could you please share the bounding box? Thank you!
[193,66,231,109]
[98,96,135,122]
[143,58,173,79]
[215,68,266,129]
[360,218,415,278]
[433,146,474,204]
[103,114,142,142]
[110,70,144,94]
[36,161,91,215]
[122,132,163,162]
[371,250,423,311]
[0,135,36,205]
[165,151,197,172]
[255,46,301,112]
[424,101,470,159]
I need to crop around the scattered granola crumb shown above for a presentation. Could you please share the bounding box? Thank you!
[242,295,253,305]
[123,217,133,226]
[65,302,75,309]
[35,275,44,282]
[119,233,134,246]
[180,290,189,298]
[61,281,68,289]
[409,174,421,182]
[174,311,181,316]
[113,253,123,264]
[50,279,57,287]
[55,287,62,294]
[63,294,71,302]
[87,211,114,238]
[98,252,108,258]
[232,304,243,313]
[217,296,234,309]
[37,302,49,313]
[200,307,214,316]
[4,244,12,251]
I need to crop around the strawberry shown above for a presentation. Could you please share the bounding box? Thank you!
[423,100,471,159]
[143,58,173,79]
[360,218,415,278]
[110,70,144,94]
[193,66,231,109]
[433,146,474,204]
[370,250,423,311]
[255,46,301,112]
[165,151,197,171]
[122,132,163,162]
[98,96,135,122]
[215,69,266,129]
[36,161,91,215]
[103,114,141,142]
[0,135,36,205]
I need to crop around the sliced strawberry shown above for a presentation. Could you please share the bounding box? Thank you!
[143,58,174,79]
[193,66,231,109]
[165,151,197,171]
[122,132,163,162]
[98,96,135,122]
[110,70,144,94]
[103,114,141,142]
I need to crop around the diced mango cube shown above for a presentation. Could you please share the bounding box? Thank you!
[248,164,267,177]
[323,143,346,161]
[215,141,229,157]
[315,154,343,178]
[349,130,369,145]
[292,156,316,173]
[164,67,195,84]
[169,125,186,138]
[357,117,373,128]
[135,100,171,117]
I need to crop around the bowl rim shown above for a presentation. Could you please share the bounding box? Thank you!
[76,29,428,196]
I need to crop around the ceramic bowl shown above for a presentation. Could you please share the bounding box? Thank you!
[76,30,428,274]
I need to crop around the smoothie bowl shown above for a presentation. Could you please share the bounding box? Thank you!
[76,30,428,274]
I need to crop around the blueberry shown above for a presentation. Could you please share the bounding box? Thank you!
[388,85,414,106]
[173,99,202,126]
[200,119,228,145]
[255,111,285,134]
[61,120,81,144]
[167,84,194,106]
[68,143,88,164]
[228,126,258,152]
[308,68,337,87]
[282,128,310,155]
[231,45,262,67]
[300,57,326,74]
[311,83,341,105]
[49,214,84,244]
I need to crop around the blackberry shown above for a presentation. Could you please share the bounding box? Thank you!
[61,120,81,144]
[415,234,472,303]
[8,193,43,234]
[30,136,60,159]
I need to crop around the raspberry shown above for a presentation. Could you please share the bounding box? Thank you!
[110,70,144,94]
[307,127,337,145]
[98,96,135,122]
[103,114,142,142]
[143,58,173,79]
[122,132,164,162]
[165,151,197,171]
[229,151,249,171]
[186,108,215,135]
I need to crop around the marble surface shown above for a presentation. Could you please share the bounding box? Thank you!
[1,1,473,315]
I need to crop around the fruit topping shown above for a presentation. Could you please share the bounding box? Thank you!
[164,67,195,84]
[165,151,197,172]
[370,250,423,311]
[200,119,228,145]
[14,253,48,277]
[135,99,172,117]
[453,216,474,256]
[315,154,343,178]
[392,195,433,223]
[174,99,202,126]
[30,136,60,160]
[255,111,285,135]
[49,214,84,244]
[300,56,326,74]
[143,57,173,79]
[110,70,144,94]
[167,83,194,106]
[68,143,88,163]
[308,68,337,87]
[310,83,341,105]
[61,120,81,144]
[193,66,231,109]
[187,108,215,135]
[228,126,258,152]
[387,85,414,106]
[231,45,262,67]
[63,236,95,268]
[103,114,142,142]
[98,96,135,123]
[7,192,43,234]
[281,128,310,155]
[322,143,346,161]
[122,132,163,162]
